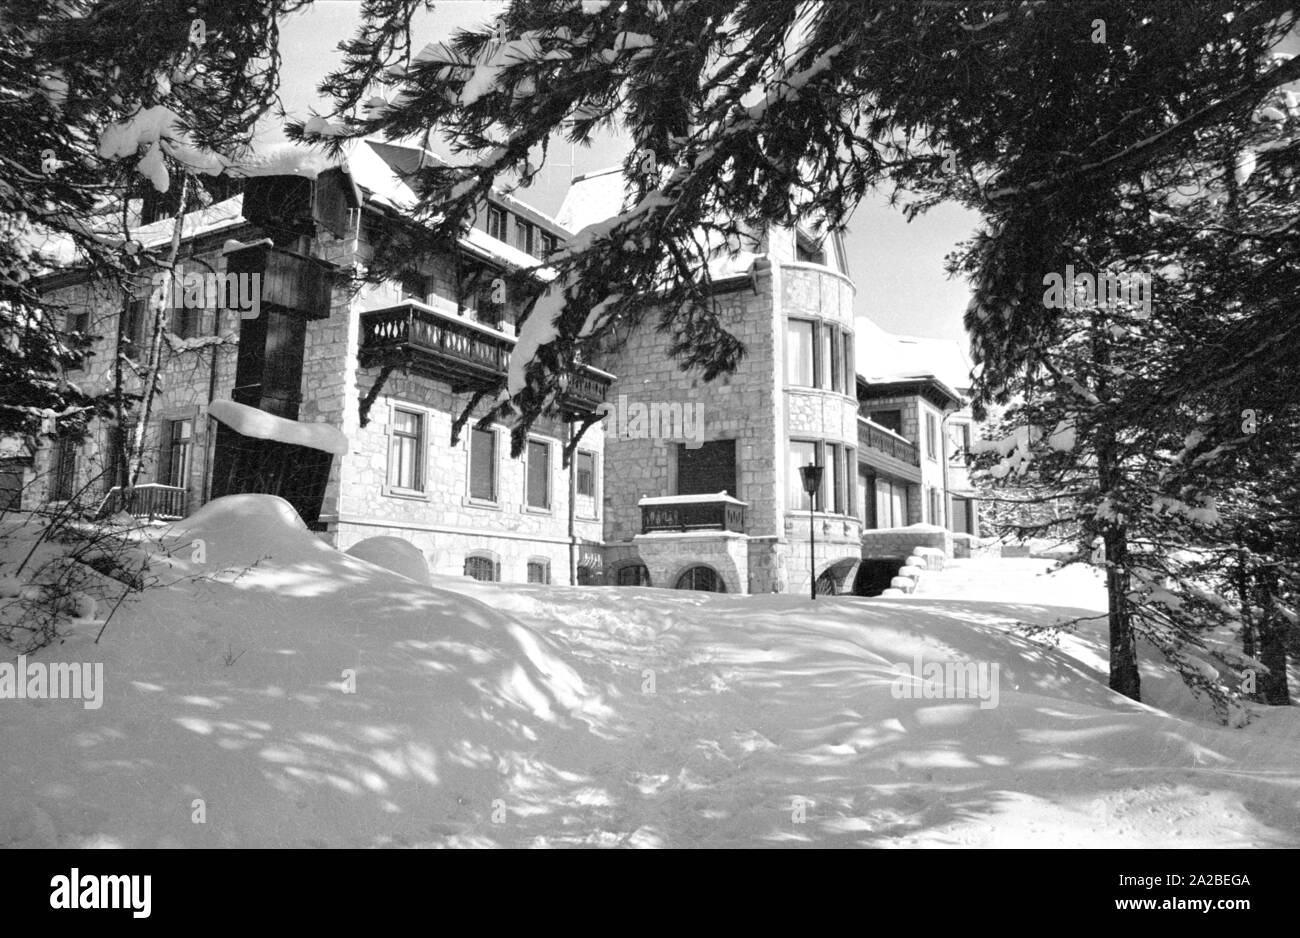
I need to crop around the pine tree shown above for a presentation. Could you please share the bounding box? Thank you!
[1,0,305,473]
[299,0,1300,456]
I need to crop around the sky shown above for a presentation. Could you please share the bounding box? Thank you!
[265,2,984,352]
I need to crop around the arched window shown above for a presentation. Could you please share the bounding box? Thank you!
[616,563,651,587]
[526,558,550,584]
[675,566,725,592]
[464,553,500,582]
[576,565,598,586]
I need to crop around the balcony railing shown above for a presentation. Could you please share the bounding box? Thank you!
[639,493,747,534]
[858,417,920,466]
[100,483,189,521]
[360,301,613,412]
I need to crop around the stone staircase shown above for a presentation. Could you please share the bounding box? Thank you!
[878,546,946,597]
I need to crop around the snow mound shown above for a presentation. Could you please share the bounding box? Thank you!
[1,494,610,847]
[345,537,430,585]
[4,514,1299,847]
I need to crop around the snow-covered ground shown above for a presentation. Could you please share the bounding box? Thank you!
[2,496,1298,848]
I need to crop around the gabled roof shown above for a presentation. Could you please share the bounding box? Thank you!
[554,165,764,281]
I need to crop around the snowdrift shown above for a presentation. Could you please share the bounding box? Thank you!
[1,496,1298,847]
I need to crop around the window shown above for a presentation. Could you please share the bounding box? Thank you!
[788,439,820,511]
[951,422,971,460]
[829,328,843,393]
[871,410,903,435]
[576,451,596,498]
[616,563,651,587]
[875,477,908,528]
[51,434,77,501]
[826,443,843,514]
[124,296,149,355]
[514,219,534,256]
[926,412,939,461]
[788,320,852,393]
[0,467,21,512]
[843,333,854,393]
[795,231,826,265]
[951,496,972,535]
[464,554,500,582]
[470,428,497,501]
[786,319,815,387]
[472,276,502,327]
[844,446,856,517]
[401,274,426,302]
[928,486,942,525]
[66,310,90,369]
[526,438,551,509]
[677,440,736,496]
[388,408,424,491]
[675,565,725,592]
[487,206,507,241]
[540,232,558,256]
[171,307,202,340]
[858,465,873,527]
[527,559,550,584]
[161,418,193,488]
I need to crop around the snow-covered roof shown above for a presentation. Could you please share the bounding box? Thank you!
[132,196,247,249]
[855,318,974,394]
[556,165,761,281]
[556,166,629,234]
[209,400,348,456]
[32,195,250,271]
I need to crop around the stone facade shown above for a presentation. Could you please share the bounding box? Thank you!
[26,169,980,596]
[26,184,599,588]
[597,229,865,595]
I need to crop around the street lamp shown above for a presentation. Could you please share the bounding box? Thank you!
[799,463,823,601]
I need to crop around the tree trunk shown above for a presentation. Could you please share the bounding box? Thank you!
[1104,526,1141,700]
[1236,546,1257,667]
[127,173,190,489]
[1256,568,1291,706]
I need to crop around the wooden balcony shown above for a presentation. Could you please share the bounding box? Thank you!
[360,301,613,413]
[558,364,615,416]
[100,483,189,521]
[639,493,747,534]
[858,417,920,466]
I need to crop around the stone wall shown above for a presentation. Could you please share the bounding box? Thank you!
[31,240,246,510]
[334,364,602,580]
[633,531,749,594]
[596,264,780,564]
[861,524,953,560]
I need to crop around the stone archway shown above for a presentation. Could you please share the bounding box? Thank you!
[820,556,860,595]
[674,564,726,593]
